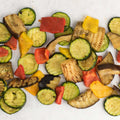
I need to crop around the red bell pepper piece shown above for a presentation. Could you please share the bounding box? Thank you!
[14,64,26,80]
[55,86,64,105]
[4,36,17,50]
[40,17,65,33]
[0,47,8,57]
[117,51,120,63]
[96,56,102,64]
[35,48,49,64]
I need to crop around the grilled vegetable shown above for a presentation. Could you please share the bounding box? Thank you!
[97,52,114,85]
[90,81,113,98]
[61,59,82,83]
[18,54,38,75]
[14,64,25,80]
[108,17,120,35]
[27,27,46,47]
[0,98,20,114]
[37,88,56,105]
[19,32,33,58]
[4,88,26,108]
[62,82,80,101]
[82,16,99,33]
[35,48,49,64]
[45,53,66,76]
[0,79,7,97]
[58,41,70,46]
[0,62,14,81]
[52,12,70,30]
[116,51,120,63]
[107,32,120,50]
[40,17,65,33]
[47,35,72,56]
[72,22,105,51]
[59,47,72,58]
[0,47,8,57]
[8,77,38,88]
[97,34,109,52]
[25,70,45,96]
[55,86,64,104]
[39,75,60,90]
[0,46,12,63]
[0,23,11,43]
[104,95,120,116]
[78,51,97,71]
[3,14,26,38]
[70,38,91,60]
[4,36,17,50]
[18,7,36,26]
[68,89,99,108]
[55,27,73,38]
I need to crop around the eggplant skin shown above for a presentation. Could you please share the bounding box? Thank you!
[68,89,99,109]
[3,14,26,38]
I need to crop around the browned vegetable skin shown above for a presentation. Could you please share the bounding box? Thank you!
[3,14,26,38]
[8,77,38,88]
[112,85,120,96]
[0,62,14,81]
[97,63,120,75]
[68,89,99,108]
[61,59,82,83]
[107,32,120,50]
[72,21,105,51]
[97,52,114,85]
[47,35,72,56]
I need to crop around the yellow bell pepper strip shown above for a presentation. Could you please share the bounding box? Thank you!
[59,47,72,58]
[19,32,33,57]
[82,16,99,33]
[25,70,45,96]
[90,80,113,98]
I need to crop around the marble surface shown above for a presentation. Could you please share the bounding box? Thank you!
[0,0,120,120]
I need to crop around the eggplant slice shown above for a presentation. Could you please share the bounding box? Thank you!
[68,89,99,109]
[61,59,82,83]
[3,14,26,38]
[8,77,38,88]
[72,21,105,51]
[97,52,114,85]
[47,35,72,56]
[0,62,14,81]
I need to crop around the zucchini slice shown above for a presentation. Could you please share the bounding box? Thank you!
[4,88,26,108]
[0,79,7,97]
[104,95,120,116]
[55,27,73,38]
[0,46,12,63]
[70,38,91,60]
[27,27,46,47]
[97,34,109,52]
[45,53,66,76]
[39,75,60,90]
[108,17,120,35]
[18,7,36,26]
[78,51,97,71]
[62,82,80,101]
[52,12,70,30]
[0,23,11,43]
[18,54,38,75]
[0,98,20,114]
[37,88,56,105]
[68,89,99,108]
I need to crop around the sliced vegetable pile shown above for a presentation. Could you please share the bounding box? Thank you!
[0,7,120,116]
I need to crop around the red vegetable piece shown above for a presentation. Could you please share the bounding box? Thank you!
[35,48,49,64]
[96,56,102,64]
[40,17,66,33]
[55,86,64,105]
[4,36,17,50]
[0,47,8,57]
[117,51,120,63]
[14,64,26,80]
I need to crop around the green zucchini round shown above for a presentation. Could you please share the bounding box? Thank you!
[0,79,7,97]
[0,46,12,63]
